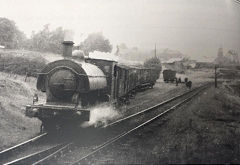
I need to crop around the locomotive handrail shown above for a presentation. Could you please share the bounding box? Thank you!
[37,66,86,76]
[37,66,107,78]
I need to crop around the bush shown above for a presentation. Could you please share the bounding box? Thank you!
[144,56,162,71]
[0,51,46,77]
[215,82,240,112]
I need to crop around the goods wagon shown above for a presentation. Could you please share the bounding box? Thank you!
[163,69,176,83]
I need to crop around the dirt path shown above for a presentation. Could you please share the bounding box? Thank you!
[91,85,240,164]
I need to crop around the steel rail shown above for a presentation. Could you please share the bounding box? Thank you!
[3,142,72,165]
[32,142,73,165]
[104,83,208,128]
[71,84,209,164]
[3,143,63,165]
[0,133,47,157]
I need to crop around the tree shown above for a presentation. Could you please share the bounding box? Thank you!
[28,25,65,53]
[30,24,50,52]
[144,56,162,71]
[79,32,112,54]
[0,17,26,49]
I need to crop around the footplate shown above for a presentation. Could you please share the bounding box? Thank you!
[25,104,90,121]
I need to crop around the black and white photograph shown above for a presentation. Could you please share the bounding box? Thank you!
[0,0,240,164]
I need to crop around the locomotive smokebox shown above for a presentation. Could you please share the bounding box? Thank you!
[62,40,74,57]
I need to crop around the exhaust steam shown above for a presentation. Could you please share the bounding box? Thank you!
[81,103,121,128]
[64,30,74,41]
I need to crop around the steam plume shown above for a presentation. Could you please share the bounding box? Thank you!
[64,30,74,41]
[81,103,121,128]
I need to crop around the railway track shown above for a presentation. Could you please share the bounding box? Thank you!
[0,132,74,165]
[37,83,210,164]
[4,143,72,165]
[1,83,210,165]
[105,83,207,128]
[0,133,47,163]
[70,83,209,164]
[120,84,186,113]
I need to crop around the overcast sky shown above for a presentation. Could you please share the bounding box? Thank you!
[0,0,240,61]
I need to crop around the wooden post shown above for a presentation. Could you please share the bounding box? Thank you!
[215,65,217,88]
[25,72,28,82]
[0,54,4,70]
[3,57,4,70]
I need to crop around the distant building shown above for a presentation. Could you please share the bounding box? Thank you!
[162,57,196,73]
[215,47,228,65]
[182,58,197,69]
[164,57,183,63]
[226,50,239,64]
[195,62,214,69]
[215,47,239,65]
[218,47,224,58]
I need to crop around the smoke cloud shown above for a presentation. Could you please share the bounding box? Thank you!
[64,30,74,41]
[81,103,121,128]
[89,51,143,66]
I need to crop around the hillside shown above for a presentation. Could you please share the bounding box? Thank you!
[0,49,64,77]
[0,72,42,150]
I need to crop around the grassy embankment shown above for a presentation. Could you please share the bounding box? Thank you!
[152,81,240,163]
[0,49,51,150]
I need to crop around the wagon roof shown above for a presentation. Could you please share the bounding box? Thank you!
[85,57,117,62]
[117,64,150,70]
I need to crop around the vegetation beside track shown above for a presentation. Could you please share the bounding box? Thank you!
[0,72,42,150]
[0,49,47,77]
[89,83,240,164]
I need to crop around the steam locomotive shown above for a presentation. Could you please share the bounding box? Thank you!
[25,41,160,131]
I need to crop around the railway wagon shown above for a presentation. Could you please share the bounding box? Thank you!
[149,69,160,86]
[113,65,160,104]
[139,68,159,88]
[163,69,176,83]
[25,41,160,131]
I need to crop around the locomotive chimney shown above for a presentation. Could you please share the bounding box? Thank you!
[62,41,74,57]
[62,30,74,57]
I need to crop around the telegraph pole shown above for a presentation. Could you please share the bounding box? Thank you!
[215,65,218,88]
[154,43,157,58]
